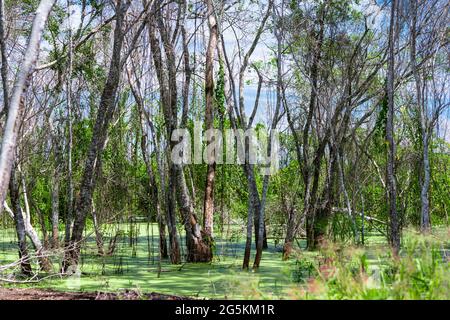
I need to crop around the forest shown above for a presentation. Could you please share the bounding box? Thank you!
[0,0,448,300]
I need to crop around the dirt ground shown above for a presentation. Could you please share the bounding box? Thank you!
[0,287,190,300]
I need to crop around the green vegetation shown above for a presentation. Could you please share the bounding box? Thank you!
[1,224,448,299]
[0,0,448,301]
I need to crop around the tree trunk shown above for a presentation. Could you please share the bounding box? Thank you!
[410,0,431,233]
[253,11,283,268]
[9,168,32,275]
[176,165,212,262]
[303,6,325,251]
[51,172,59,248]
[19,168,52,272]
[202,0,219,241]
[282,208,296,260]
[149,2,212,263]
[91,201,104,256]
[0,0,56,215]
[386,0,400,254]
[64,0,74,245]
[242,164,255,269]
[147,11,181,264]
[62,0,130,272]
[140,127,168,259]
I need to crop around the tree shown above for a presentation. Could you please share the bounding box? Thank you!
[0,0,56,215]
[386,0,400,254]
[62,0,132,271]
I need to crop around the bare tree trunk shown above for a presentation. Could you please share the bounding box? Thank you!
[0,0,9,118]
[65,0,74,245]
[253,7,283,268]
[62,0,130,272]
[19,167,52,272]
[303,5,325,250]
[51,172,59,248]
[149,1,212,263]
[91,200,104,256]
[202,0,218,241]
[147,9,181,264]
[176,165,212,262]
[282,208,295,260]
[386,0,400,254]
[140,124,168,259]
[0,0,56,215]
[410,0,431,233]
[9,167,32,275]
[128,59,169,259]
[242,164,255,269]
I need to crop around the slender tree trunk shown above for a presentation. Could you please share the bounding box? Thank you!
[303,6,325,250]
[0,0,9,118]
[65,0,74,245]
[386,0,400,254]
[62,0,130,272]
[253,9,283,268]
[150,2,212,262]
[147,11,181,264]
[410,0,431,233]
[19,167,52,272]
[91,200,104,256]
[243,164,255,269]
[140,126,168,259]
[9,167,32,275]
[51,173,59,248]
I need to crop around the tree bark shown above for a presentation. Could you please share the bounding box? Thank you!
[202,0,218,242]
[253,8,283,268]
[150,1,212,263]
[410,0,431,233]
[64,0,74,245]
[147,9,181,264]
[51,173,59,248]
[9,167,32,275]
[0,0,56,215]
[62,0,130,272]
[19,167,52,272]
[386,0,400,254]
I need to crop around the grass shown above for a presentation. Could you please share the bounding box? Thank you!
[0,222,448,299]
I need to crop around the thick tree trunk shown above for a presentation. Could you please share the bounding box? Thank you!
[202,0,218,241]
[176,165,212,262]
[0,0,56,215]
[420,134,431,232]
[282,208,296,260]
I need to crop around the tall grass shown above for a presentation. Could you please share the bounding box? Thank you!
[285,228,449,299]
